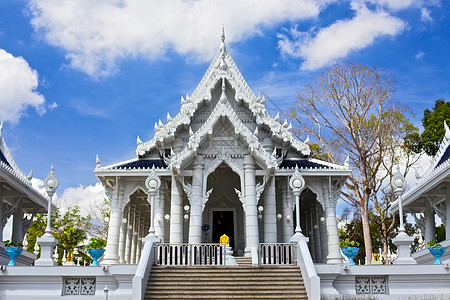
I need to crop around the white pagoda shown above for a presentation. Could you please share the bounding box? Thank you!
[95,29,351,266]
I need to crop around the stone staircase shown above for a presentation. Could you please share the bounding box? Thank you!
[145,264,308,299]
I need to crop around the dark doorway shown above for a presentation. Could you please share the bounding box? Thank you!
[212,211,234,248]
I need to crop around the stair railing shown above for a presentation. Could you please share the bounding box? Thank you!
[259,243,296,265]
[295,239,320,300]
[155,243,225,266]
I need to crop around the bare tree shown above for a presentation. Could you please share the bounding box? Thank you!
[287,62,419,264]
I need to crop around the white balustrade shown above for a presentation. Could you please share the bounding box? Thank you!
[259,243,296,265]
[155,243,225,266]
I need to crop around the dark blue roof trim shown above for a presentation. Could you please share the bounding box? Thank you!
[436,144,450,169]
[0,149,11,168]
[113,159,167,169]
[279,159,330,169]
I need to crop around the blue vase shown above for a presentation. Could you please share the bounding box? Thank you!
[87,248,105,266]
[342,247,359,265]
[5,247,23,266]
[428,246,446,264]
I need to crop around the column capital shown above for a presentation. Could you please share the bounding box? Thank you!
[244,155,255,168]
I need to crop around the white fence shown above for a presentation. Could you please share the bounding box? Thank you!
[259,243,296,265]
[155,243,225,266]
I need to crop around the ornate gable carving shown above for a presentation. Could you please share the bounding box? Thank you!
[136,29,310,160]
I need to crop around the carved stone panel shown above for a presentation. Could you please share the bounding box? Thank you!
[355,276,388,295]
[63,277,96,296]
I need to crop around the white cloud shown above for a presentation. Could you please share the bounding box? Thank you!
[28,0,325,77]
[415,51,425,59]
[278,7,405,70]
[0,49,46,124]
[54,183,106,218]
[31,177,106,218]
[420,7,432,22]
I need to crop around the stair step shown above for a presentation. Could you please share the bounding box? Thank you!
[145,265,307,299]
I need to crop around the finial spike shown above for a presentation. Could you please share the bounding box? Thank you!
[137,136,143,145]
[27,169,33,180]
[220,25,226,54]
[0,121,3,134]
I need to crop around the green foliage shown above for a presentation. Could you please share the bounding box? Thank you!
[427,239,442,248]
[307,142,332,162]
[3,240,23,248]
[26,206,92,265]
[339,238,360,248]
[407,99,450,156]
[339,209,419,264]
[436,224,446,243]
[87,238,106,249]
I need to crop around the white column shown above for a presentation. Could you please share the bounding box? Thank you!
[244,155,259,256]
[424,200,436,244]
[136,219,143,263]
[263,176,277,243]
[313,204,322,263]
[281,180,293,243]
[154,181,165,241]
[11,200,23,243]
[446,183,450,240]
[308,205,316,261]
[189,155,204,244]
[170,175,184,243]
[323,179,342,264]
[319,210,328,263]
[118,206,128,264]
[125,205,134,264]
[131,210,141,264]
[103,184,123,264]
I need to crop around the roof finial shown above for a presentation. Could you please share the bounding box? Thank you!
[0,121,3,135]
[220,25,226,54]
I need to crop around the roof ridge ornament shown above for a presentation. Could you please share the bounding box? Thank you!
[220,25,226,54]
[0,121,3,135]
[444,121,450,141]
[220,77,227,103]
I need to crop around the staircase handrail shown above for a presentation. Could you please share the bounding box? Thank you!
[132,241,156,300]
[251,246,258,266]
[295,239,320,300]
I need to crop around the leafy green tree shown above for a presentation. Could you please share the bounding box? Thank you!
[408,99,450,156]
[26,206,96,265]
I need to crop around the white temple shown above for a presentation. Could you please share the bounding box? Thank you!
[0,30,449,300]
[95,29,351,266]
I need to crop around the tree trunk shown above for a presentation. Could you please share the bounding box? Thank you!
[361,207,373,265]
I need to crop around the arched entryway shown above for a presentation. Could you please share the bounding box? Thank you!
[203,163,245,255]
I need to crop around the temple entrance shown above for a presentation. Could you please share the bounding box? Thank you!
[212,210,234,248]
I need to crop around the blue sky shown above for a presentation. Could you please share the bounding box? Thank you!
[0,0,449,208]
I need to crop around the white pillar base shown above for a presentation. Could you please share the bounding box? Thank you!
[393,231,417,264]
[142,233,161,243]
[225,245,237,266]
[290,232,309,243]
[35,233,58,266]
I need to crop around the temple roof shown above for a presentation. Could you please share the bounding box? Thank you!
[392,122,450,212]
[96,29,350,176]
[0,122,50,213]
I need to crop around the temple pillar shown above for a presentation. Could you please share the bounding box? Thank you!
[263,176,277,243]
[189,155,204,244]
[118,206,128,264]
[103,184,124,264]
[131,209,141,264]
[125,204,134,264]
[244,155,259,256]
[170,175,184,243]
[11,199,23,243]
[424,200,436,244]
[154,181,165,241]
[446,183,450,240]
[281,180,293,243]
[313,203,322,263]
[319,209,328,263]
[308,204,316,261]
[323,179,342,264]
